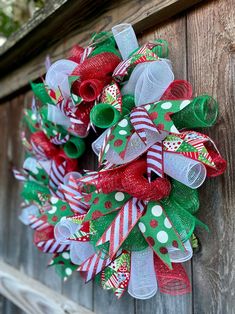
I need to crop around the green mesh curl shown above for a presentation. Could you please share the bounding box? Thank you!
[90,45,121,58]
[152,39,169,58]
[90,211,148,253]
[172,95,218,129]
[122,94,135,113]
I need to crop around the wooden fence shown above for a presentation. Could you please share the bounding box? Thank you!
[0,0,234,313]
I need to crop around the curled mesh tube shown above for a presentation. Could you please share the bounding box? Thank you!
[54,219,80,244]
[161,80,193,100]
[45,59,78,96]
[128,248,158,299]
[121,63,148,95]
[70,242,95,265]
[167,240,193,263]
[135,60,174,106]
[112,23,139,60]
[154,254,191,295]
[164,152,207,189]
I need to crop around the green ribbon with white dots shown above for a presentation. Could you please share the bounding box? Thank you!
[138,201,185,269]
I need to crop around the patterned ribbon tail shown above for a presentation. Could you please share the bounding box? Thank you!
[101,250,131,298]
[154,254,191,295]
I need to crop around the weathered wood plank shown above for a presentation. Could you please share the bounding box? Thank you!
[0,261,94,314]
[187,0,235,313]
[135,14,193,314]
[0,0,204,101]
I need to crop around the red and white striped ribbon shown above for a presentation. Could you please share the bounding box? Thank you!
[49,161,66,199]
[130,107,159,144]
[61,177,89,214]
[98,128,112,164]
[28,215,50,231]
[147,142,164,179]
[37,239,70,253]
[96,198,146,259]
[78,251,121,282]
[50,134,70,145]
[13,168,27,181]
[31,141,47,160]
[80,46,94,63]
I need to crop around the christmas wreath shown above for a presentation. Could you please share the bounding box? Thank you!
[14,23,226,299]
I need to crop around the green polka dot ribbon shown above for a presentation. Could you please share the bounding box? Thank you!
[49,252,77,281]
[84,191,131,222]
[138,201,185,269]
[21,180,50,204]
[43,197,74,225]
[101,98,217,167]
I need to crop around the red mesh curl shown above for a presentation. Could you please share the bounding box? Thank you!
[72,52,121,86]
[154,254,191,295]
[30,131,60,159]
[161,80,193,100]
[205,145,227,177]
[68,45,84,63]
[71,101,94,137]
[95,158,171,201]
[79,79,104,101]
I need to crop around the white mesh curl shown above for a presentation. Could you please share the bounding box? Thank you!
[112,24,139,60]
[164,152,207,189]
[128,248,158,299]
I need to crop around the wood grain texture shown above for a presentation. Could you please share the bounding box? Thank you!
[0,261,94,314]
[135,14,193,314]
[0,0,203,101]
[187,0,235,313]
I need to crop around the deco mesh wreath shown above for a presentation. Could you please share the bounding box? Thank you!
[14,23,226,299]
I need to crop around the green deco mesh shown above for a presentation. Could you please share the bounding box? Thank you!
[90,31,121,58]
[161,179,200,242]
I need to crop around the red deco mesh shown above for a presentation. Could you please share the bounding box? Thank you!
[79,79,104,101]
[31,131,60,159]
[68,45,84,64]
[72,52,121,86]
[154,254,191,295]
[30,131,78,173]
[95,159,171,201]
[34,225,54,251]
[205,145,227,177]
[161,80,193,100]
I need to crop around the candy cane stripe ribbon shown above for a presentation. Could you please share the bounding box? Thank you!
[130,107,159,144]
[96,198,146,259]
[147,142,164,179]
